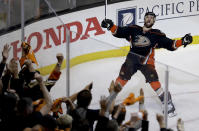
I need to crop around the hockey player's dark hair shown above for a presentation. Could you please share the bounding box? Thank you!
[77,90,92,108]
[145,12,156,18]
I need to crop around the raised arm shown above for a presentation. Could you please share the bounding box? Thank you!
[157,33,193,51]
[101,19,135,39]
[69,82,92,102]
[0,44,11,77]
[35,73,53,115]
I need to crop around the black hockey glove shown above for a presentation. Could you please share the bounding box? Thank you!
[101,19,114,30]
[181,33,193,47]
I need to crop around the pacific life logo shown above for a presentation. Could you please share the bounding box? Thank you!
[117,7,137,27]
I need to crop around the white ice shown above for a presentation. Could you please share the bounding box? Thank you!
[49,45,199,131]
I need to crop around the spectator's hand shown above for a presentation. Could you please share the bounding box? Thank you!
[23,59,36,73]
[181,33,193,47]
[100,95,107,110]
[62,97,69,102]
[101,19,114,30]
[99,95,109,117]
[114,82,122,93]
[156,113,166,128]
[62,97,72,104]
[62,97,75,110]
[141,110,148,121]
[84,82,93,91]
[139,88,144,104]
[113,103,125,119]
[21,42,31,55]
[177,118,184,131]
[108,80,114,93]
[119,126,126,131]
[2,44,11,63]
[118,103,125,112]
[129,112,142,128]
[56,53,64,64]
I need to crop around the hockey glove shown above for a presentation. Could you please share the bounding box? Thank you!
[181,33,193,47]
[101,19,114,30]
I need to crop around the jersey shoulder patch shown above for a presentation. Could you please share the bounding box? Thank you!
[150,29,166,36]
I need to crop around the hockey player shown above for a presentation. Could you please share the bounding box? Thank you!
[101,12,193,117]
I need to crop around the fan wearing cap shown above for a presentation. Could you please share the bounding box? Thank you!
[101,12,193,117]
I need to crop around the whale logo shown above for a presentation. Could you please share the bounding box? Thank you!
[121,13,134,26]
[117,7,136,26]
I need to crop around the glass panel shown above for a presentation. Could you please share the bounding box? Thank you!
[68,31,199,130]
[69,30,129,107]
[0,0,9,30]
[41,5,199,129]
[21,1,69,99]
[168,67,199,130]
[68,31,177,130]
[9,0,40,27]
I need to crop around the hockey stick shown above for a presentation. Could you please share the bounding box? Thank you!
[105,0,107,19]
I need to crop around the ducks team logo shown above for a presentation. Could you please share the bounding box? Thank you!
[133,35,151,47]
[117,7,137,27]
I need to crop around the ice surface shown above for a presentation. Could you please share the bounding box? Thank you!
[50,45,199,131]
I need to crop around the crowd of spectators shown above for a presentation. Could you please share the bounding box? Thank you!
[0,42,185,131]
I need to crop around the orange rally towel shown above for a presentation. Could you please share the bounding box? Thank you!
[123,93,144,106]
[20,42,38,67]
[51,98,63,114]
[33,98,63,114]
[33,99,45,112]
[48,70,62,80]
